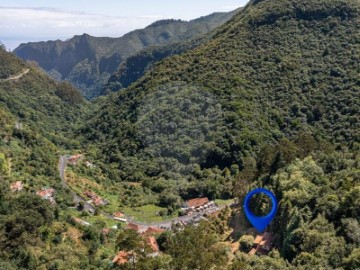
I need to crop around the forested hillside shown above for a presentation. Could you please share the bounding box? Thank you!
[82,0,360,198]
[14,10,238,99]
[0,45,89,191]
[0,47,87,147]
[102,38,203,95]
[0,47,108,270]
[78,0,360,268]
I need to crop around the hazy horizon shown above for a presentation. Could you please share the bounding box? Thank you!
[0,0,249,50]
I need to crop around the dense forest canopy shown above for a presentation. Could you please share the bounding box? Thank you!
[81,0,360,200]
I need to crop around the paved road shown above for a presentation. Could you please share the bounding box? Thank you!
[59,156,68,188]
[59,156,96,213]
[0,69,29,82]
[58,156,232,229]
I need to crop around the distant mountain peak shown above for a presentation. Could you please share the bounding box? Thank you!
[14,10,237,99]
[146,19,186,28]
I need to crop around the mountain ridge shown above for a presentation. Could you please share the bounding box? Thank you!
[14,9,239,99]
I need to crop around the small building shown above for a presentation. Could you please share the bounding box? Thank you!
[92,196,107,206]
[72,217,91,226]
[127,223,142,232]
[141,227,165,237]
[84,190,96,198]
[67,154,83,165]
[85,161,94,168]
[37,187,55,204]
[84,190,107,206]
[126,223,150,234]
[248,248,257,256]
[185,197,209,209]
[112,251,130,265]
[102,228,111,235]
[113,212,125,218]
[114,217,127,222]
[248,232,274,256]
[10,181,23,192]
[145,236,160,256]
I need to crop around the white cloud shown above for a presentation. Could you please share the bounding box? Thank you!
[0,7,166,49]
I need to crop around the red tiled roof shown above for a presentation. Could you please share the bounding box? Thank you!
[249,248,257,256]
[113,212,125,218]
[112,251,129,265]
[84,190,105,206]
[84,190,96,198]
[254,232,273,245]
[127,223,141,232]
[37,190,46,197]
[145,236,159,253]
[36,188,55,197]
[102,228,110,235]
[68,154,83,160]
[254,235,263,245]
[141,227,165,236]
[249,232,274,256]
[186,197,209,208]
[92,196,103,206]
[67,154,83,165]
[10,181,23,191]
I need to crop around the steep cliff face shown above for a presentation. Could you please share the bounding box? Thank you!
[102,38,203,95]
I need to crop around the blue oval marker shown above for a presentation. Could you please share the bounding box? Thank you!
[243,188,278,233]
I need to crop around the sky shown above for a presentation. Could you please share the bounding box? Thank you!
[0,0,249,50]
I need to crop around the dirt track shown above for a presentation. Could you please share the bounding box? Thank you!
[0,69,29,82]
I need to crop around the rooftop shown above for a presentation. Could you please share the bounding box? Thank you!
[113,212,125,218]
[68,154,83,160]
[112,251,129,265]
[36,187,55,198]
[145,236,160,253]
[254,232,273,246]
[141,226,165,236]
[127,223,142,232]
[249,232,274,256]
[10,181,23,191]
[186,197,209,208]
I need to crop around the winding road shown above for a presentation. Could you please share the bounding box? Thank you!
[59,156,96,213]
[59,156,231,229]
[0,69,29,82]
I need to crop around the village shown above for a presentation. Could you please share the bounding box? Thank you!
[9,153,274,266]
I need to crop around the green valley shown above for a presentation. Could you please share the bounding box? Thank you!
[0,0,359,269]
